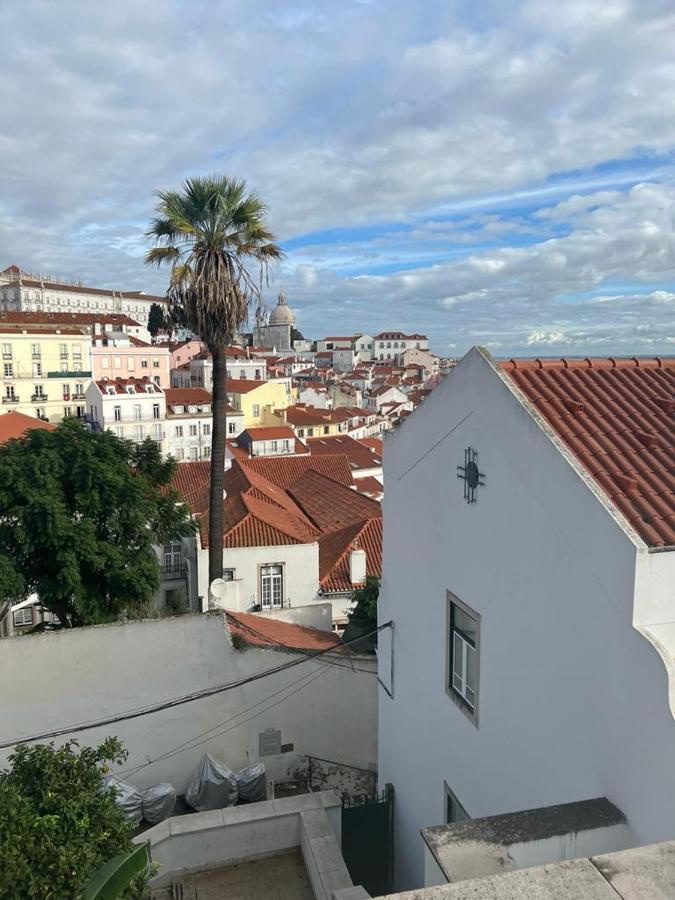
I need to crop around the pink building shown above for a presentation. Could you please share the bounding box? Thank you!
[91,331,171,388]
[157,338,205,370]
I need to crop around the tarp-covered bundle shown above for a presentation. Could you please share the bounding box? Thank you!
[185,754,238,811]
[141,782,177,824]
[236,763,267,803]
[104,775,143,826]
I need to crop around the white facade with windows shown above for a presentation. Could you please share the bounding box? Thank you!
[85,377,167,454]
[374,331,429,362]
[171,354,265,390]
[379,347,675,890]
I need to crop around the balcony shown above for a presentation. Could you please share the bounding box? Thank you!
[2,396,19,404]
[47,370,91,378]
[161,563,186,582]
[30,394,47,402]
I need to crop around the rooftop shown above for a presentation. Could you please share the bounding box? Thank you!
[502,356,675,548]
[226,378,268,394]
[164,388,212,408]
[0,410,55,443]
[0,310,141,328]
[226,609,346,653]
[307,435,382,470]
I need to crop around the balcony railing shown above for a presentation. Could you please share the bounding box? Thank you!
[2,396,19,404]
[47,370,91,378]
[111,414,164,424]
[31,394,47,402]
[161,564,186,581]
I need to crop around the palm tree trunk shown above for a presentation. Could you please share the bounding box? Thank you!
[208,346,227,588]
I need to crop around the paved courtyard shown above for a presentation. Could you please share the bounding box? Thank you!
[176,850,314,900]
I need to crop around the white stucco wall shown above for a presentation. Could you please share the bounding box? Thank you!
[378,348,675,889]
[0,614,377,793]
[197,543,320,611]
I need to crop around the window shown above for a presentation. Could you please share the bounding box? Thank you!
[270,440,278,452]
[3,363,12,377]
[189,446,198,460]
[75,383,84,396]
[31,343,40,357]
[175,448,184,460]
[298,428,304,438]
[13,607,34,627]
[239,369,246,379]
[2,343,11,358]
[115,426,124,438]
[113,405,122,421]
[134,425,145,440]
[33,384,44,397]
[127,357,135,370]
[260,564,283,608]
[252,404,260,417]
[255,369,261,379]
[152,423,162,440]
[63,406,72,417]
[32,362,42,377]
[175,425,184,437]
[141,358,148,368]
[447,593,480,724]
[307,427,314,437]
[282,439,291,451]
[204,446,210,459]
[153,358,159,368]
[62,384,70,398]
[102,357,109,369]
[152,403,160,419]
[228,421,237,435]
[164,543,181,569]
[445,782,470,824]
[202,423,210,435]
[323,425,329,435]
[189,424,197,436]
[134,404,142,421]
[223,568,235,581]
[60,362,68,372]
[59,344,68,359]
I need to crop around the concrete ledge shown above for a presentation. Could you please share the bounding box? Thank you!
[300,807,353,900]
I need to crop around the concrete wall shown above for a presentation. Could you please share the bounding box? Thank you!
[378,347,675,889]
[0,613,377,793]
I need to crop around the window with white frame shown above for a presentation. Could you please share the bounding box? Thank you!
[252,404,260,417]
[164,543,181,570]
[202,423,210,435]
[228,421,237,435]
[3,363,12,377]
[175,448,184,460]
[189,446,198,460]
[189,424,197,436]
[223,568,235,581]
[113,406,121,421]
[152,403,160,419]
[204,446,210,459]
[134,425,145,440]
[175,425,183,437]
[260,564,283,608]
[152,423,162,440]
[13,607,34,627]
[32,362,42,377]
[447,593,480,724]
[445,782,470,824]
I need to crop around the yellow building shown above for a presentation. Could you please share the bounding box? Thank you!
[225,378,292,428]
[1,327,91,423]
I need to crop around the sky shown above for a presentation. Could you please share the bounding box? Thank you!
[1,0,674,357]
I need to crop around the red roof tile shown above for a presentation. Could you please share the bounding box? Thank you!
[0,311,141,327]
[165,388,212,407]
[502,356,675,548]
[241,454,354,490]
[307,435,382,470]
[243,426,297,441]
[355,476,384,498]
[226,379,267,394]
[226,610,346,653]
[0,411,55,443]
[288,470,382,531]
[319,518,383,593]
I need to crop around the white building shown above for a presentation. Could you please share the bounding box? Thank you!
[378,347,675,889]
[354,334,374,361]
[170,348,264,389]
[164,388,215,462]
[374,331,429,362]
[86,376,166,453]
[367,384,410,413]
[0,264,165,327]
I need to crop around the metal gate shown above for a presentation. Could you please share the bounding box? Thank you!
[341,783,394,897]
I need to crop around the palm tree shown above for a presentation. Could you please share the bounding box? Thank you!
[146,175,282,587]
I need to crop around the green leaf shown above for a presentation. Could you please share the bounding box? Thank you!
[82,843,150,900]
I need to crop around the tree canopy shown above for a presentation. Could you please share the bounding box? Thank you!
[145,174,282,586]
[0,418,194,627]
[147,301,168,336]
[0,738,145,898]
[343,576,379,653]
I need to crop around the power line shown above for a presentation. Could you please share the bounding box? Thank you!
[0,620,391,750]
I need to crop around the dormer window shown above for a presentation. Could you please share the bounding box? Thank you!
[126,386,134,395]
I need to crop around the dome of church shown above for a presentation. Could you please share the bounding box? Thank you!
[268,291,295,326]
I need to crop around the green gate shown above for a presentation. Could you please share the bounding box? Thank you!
[341,783,394,896]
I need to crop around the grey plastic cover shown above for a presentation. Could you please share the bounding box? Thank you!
[236,763,267,802]
[141,782,177,824]
[185,753,238,811]
[104,775,143,826]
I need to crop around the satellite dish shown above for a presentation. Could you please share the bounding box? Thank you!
[210,578,228,600]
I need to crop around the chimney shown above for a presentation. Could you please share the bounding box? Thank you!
[349,546,367,585]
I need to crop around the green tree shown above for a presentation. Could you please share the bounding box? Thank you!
[146,174,282,586]
[147,302,167,337]
[0,738,146,898]
[343,576,379,653]
[0,418,194,628]
[290,326,305,343]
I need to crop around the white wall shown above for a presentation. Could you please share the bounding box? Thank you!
[197,543,320,611]
[0,614,377,793]
[378,347,675,889]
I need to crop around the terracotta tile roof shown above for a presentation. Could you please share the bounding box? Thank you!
[359,437,384,455]
[171,461,211,512]
[288,469,382,531]
[374,331,427,340]
[307,435,382,470]
[225,610,346,653]
[96,377,163,395]
[0,410,55,443]
[226,378,267,393]
[165,388,212,407]
[502,357,675,548]
[0,311,140,327]
[355,476,384,498]
[243,426,297,441]
[319,517,383,593]
[241,454,354,490]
